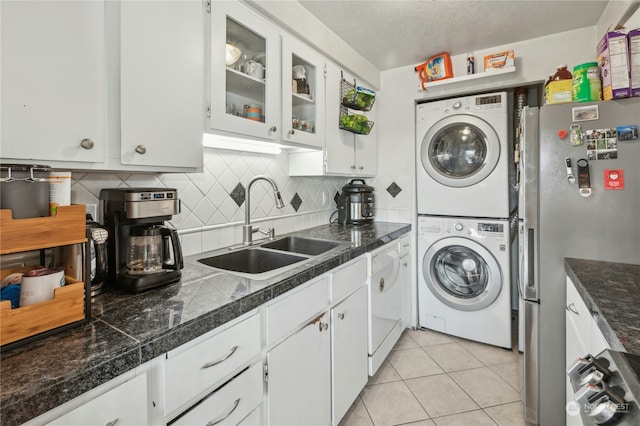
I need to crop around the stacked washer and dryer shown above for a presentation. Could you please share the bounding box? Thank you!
[416,92,515,349]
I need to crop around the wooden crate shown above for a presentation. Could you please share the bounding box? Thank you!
[0,205,87,255]
[1,205,89,346]
[1,266,86,346]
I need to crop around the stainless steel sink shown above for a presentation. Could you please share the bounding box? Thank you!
[260,236,340,256]
[198,249,307,275]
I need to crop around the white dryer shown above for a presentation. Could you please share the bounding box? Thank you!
[418,215,512,348]
[416,92,511,218]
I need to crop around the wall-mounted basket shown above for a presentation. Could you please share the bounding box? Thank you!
[339,72,375,135]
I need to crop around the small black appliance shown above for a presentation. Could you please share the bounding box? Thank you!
[100,188,183,293]
[337,179,375,226]
[86,214,108,296]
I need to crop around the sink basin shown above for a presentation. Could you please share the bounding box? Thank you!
[198,249,307,275]
[260,236,340,256]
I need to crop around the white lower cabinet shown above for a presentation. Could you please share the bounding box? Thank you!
[565,276,611,426]
[164,313,262,420]
[399,235,413,328]
[331,286,368,425]
[171,363,263,426]
[265,259,369,425]
[266,310,332,426]
[47,373,148,426]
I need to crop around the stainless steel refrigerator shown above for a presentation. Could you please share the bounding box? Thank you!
[518,98,640,425]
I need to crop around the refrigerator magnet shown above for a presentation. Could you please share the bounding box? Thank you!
[572,105,599,122]
[617,125,639,141]
[577,159,592,197]
[604,170,624,190]
[570,124,584,146]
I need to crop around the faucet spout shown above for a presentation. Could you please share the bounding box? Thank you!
[243,175,285,245]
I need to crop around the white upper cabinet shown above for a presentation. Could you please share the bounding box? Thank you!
[1,1,106,164]
[326,64,377,176]
[1,0,203,172]
[120,0,204,169]
[209,1,281,141]
[289,62,377,176]
[281,35,326,149]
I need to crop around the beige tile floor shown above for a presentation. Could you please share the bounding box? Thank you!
[339,327,525,426]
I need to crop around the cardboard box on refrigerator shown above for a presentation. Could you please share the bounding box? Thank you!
[629,28,640,97]
[545,80,573,104]
[597,30,631,100]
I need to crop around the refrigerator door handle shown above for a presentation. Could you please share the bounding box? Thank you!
[526,227,536,298]
[520,222,537,301]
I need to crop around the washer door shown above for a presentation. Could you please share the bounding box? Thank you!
[423,237,502,311]
[420,115,500,188]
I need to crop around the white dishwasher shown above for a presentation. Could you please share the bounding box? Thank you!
[367,241,403,375]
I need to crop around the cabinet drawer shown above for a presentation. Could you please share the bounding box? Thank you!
[165,314,261,415]
[266,276,329,346]
[48,374,147,426]
[172,362,263,426]
[331,257,367,303]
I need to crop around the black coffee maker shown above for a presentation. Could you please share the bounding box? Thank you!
[100,188,183,293]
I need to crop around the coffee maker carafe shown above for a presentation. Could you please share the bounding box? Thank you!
[100,188,183,293]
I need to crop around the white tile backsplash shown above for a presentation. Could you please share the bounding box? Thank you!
[70,147,410,256]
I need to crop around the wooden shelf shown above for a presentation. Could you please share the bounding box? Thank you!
[1,266,85,346]
[419,66,516,90]
[0,205,87,254]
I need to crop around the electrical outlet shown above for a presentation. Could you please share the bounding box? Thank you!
[86,204,97,221]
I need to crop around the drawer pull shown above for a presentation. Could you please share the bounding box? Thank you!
[206,398,240,426]
[105,419,119,426]
[566,303,580,315]
[201,346,238,369]
[337,312,345,320]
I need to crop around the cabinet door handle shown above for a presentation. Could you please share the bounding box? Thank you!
[566,303,579,315]
[80,138,94,150]
[379,277,385,292]
[350,165,356,170]
[269,125,277,132]
[105,419,119,426]
[206,398,240,426]
[359,166,364,170]
[402,262,408,267]
[134,145,147,154]
[319,322,329,332]
[337,312,345,320]
[200,346,238,369]
[288,129,295,136]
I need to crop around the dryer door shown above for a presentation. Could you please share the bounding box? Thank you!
[420,115,501,188]
[423,237,502,311]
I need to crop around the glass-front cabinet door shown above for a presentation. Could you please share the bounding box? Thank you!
[210,1,280,141]
[281,35,325,149]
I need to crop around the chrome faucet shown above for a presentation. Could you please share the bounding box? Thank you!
[243,175,285,245]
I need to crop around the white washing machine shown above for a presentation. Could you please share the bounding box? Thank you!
[418,215,512,348]
[416,92,511,218]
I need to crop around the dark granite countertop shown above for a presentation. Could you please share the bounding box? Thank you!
[0,222,411,426]
[565,258,640,355]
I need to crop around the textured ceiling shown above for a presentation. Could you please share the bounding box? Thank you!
[298,0,610,70]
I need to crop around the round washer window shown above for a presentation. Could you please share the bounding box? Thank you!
[422,237,502,311]
[420,115,501,188]
[432,245,489,298]
[429,124,488,178]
